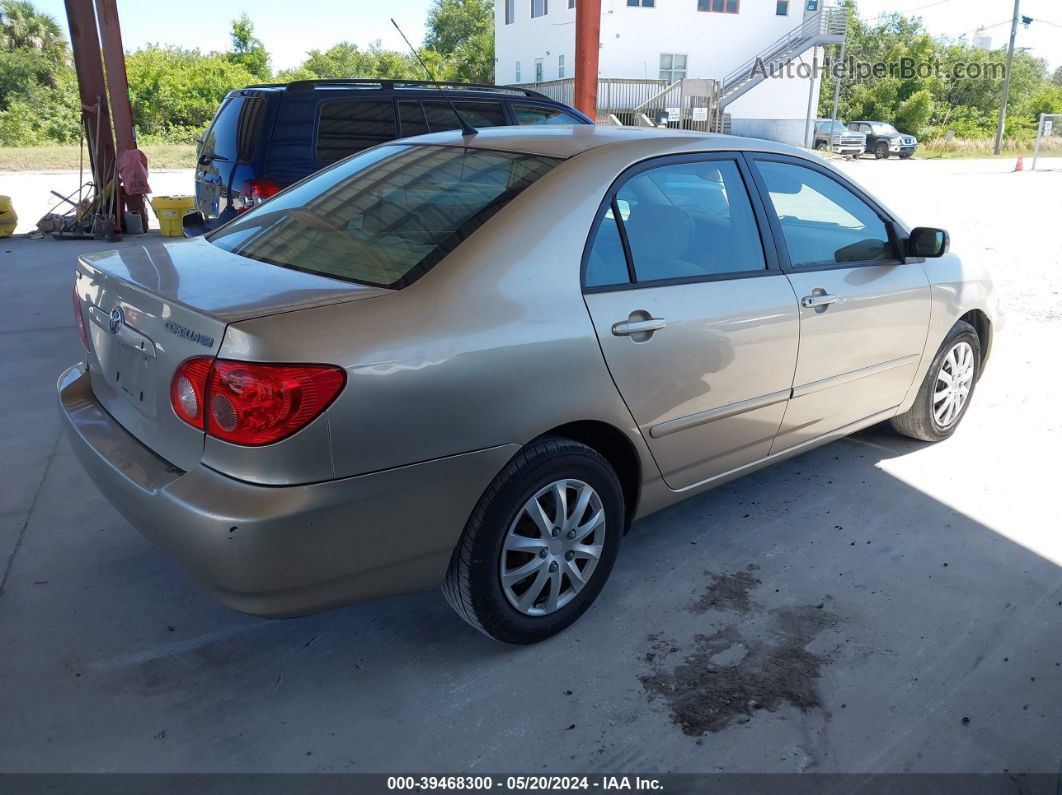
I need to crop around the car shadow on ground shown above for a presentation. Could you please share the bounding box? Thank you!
[4,419,1061,773]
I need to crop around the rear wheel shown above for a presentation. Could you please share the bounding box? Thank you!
[442,437,624,644]
[891,321,981,442]
[875,142,890,159]
[899,152,914,160]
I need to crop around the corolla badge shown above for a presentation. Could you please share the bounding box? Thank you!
[108,306,124,334]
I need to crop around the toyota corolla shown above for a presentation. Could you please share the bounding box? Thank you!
[60,126,996,644]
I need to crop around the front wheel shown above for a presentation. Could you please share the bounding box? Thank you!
[891,321,981,442]
[875,142,890,159]
[442,437,624,644]
[815,141,828,151]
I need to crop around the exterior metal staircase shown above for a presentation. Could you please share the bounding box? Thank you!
[717,7,846,109]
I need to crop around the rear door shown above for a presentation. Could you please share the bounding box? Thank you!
[582,154,800,491]
[195,95,267,217]
[747,155,931,452]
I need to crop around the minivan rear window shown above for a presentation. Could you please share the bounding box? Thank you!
[201,96,266,162]
[207,145,561,289]
[316,100,398,162]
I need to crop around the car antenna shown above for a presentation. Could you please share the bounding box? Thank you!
[390,18,478,138]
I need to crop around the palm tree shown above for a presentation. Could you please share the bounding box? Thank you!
[1,0,68,66]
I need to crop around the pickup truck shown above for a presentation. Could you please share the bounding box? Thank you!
[848,120,919,159]
[813,119,867,158]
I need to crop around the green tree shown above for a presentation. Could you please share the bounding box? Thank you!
[295,41,418,80]
[0,0,66,66]
[125,45,258,140]
[423,0,494,83]
[226,13,270,81]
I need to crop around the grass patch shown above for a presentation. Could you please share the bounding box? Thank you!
[0,143,196,171]
[919,136,1062,159]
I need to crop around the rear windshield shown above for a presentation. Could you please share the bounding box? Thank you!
[201,96,266,162]
[207,144,561,289]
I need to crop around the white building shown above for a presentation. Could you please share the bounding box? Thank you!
[495,0,843,147]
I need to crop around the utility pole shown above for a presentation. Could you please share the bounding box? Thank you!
[993,0,1021,155]
[574,0,601,120]
[829,32,848,135]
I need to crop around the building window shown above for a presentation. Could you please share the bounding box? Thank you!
[627,0,655,7]
[558,54,566,78]
[776,0,789,14]
[535,58,544,82]
[659,53,687,82]
[505,0,515,24]
[697,0,739,12]
[531,0,547,17]
[515,61,522,82]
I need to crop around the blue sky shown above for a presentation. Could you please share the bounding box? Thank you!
[30,0,1061,70]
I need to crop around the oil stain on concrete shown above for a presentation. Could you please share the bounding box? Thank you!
[640,566,838,736]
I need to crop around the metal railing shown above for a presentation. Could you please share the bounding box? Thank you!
[721,8,846,92]
[507,77,669,112]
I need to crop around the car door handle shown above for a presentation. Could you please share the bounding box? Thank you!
[612,318,667,336]
[800,294,840,309]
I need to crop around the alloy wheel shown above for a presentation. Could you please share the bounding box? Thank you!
[934,341,975,428]
[500,479,606,617]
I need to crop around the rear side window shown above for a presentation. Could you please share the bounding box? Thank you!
[513,104,583,125]
[315,100,398,162]
[201,96,266,162]
[421,101,506,132]
[585,158,766,288]
[208,145,561,289]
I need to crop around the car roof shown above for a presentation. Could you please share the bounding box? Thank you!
[399,125,810,160]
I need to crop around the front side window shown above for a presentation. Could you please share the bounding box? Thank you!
[315,100,397,162]
[513,103,582,125]
[755,160,895,268]
[209,145,561,289]
[659,53,688,82]
[532,0,547,17]
[585,158,766,288]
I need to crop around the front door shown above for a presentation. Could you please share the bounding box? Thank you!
[749,155,932,452]
[582,155,800,491]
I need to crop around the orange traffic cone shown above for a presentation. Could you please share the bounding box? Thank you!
[1014,155,1024,172]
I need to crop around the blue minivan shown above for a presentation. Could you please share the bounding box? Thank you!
[193,79,593,222]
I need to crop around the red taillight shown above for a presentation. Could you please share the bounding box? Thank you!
[170,358,345,446]
[73,288,91,351]
[171,356,213,429]
[235,179,281,213]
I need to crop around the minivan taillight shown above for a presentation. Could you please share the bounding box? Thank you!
[235,179,281,213]
[170,358,346,446]
[73,288,91,351]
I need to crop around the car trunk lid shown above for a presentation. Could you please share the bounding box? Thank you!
[76,236,389,471]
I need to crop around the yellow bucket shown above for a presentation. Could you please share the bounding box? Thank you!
[150,195,197,237]
[0,195,17,239]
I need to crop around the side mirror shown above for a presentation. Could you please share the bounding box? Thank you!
[907,226,950,258]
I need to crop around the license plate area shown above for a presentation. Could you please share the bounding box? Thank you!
[88,306,159,418]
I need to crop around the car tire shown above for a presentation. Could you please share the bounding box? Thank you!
[442,437,624,644]
[875,142,890,159]
[815,141,828,151]
[900,152,914,159]
[891,321,981,442]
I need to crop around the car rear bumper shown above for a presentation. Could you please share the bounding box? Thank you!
[58,363,517,617]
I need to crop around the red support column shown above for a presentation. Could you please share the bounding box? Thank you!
[574,0,601,121]
[65,0,116,215]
